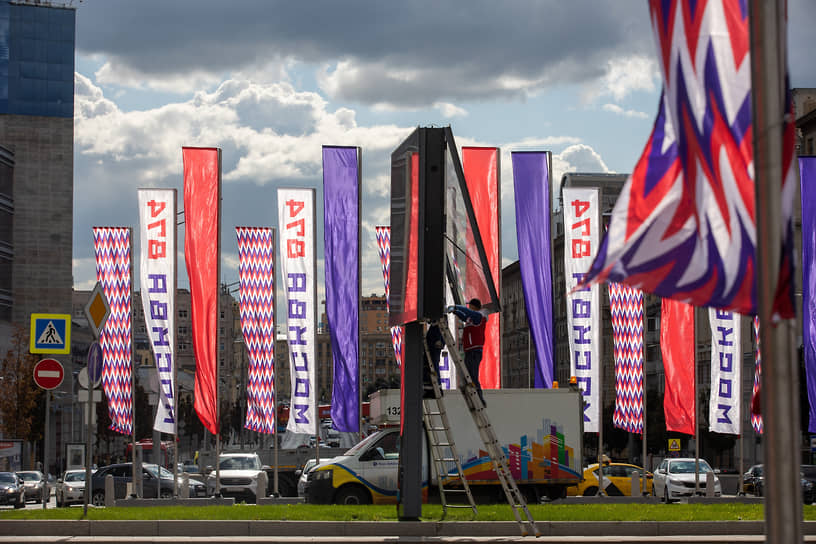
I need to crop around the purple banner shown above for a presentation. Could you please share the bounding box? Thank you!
[801,157,816,433]
[323,146,360,432]
[511,151,554,388]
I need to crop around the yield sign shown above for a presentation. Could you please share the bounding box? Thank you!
[33,358,64,390]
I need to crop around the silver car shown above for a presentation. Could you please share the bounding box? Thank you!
[652,458,721,502]
[16,470,48,503]
[56,469,87,507]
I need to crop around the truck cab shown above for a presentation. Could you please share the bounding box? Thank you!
[304,428,414,505]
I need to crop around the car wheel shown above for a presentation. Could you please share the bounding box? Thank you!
[582,486,599,497]
[335,485,371,505]
[160,489,173,499]
[663,486,671,504]
[92,491,106,507]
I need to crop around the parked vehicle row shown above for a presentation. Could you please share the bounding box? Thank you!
[743,463,816,504]
[0,472,25,508]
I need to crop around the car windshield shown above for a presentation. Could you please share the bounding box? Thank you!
[17,472,41,481]
[143,464,174,479]
[219,456,260,470]
[344,431,384,456]
[802,466,816,479]
[669,460,713,474]
[64,472,85,482]
[0,473,15,484]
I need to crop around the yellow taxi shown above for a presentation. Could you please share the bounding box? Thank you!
[567,462,653,497]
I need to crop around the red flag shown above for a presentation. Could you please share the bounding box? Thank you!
[661,298,695,435]
[183,147,221,435]
[463,147,501,389]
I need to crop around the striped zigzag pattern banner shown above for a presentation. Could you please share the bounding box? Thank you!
[375,226,404,368]
[608,282,644,434]
[752,316,763,434]
[237,227,276,434]
[93,227,133,435]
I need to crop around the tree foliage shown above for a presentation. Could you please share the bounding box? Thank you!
[0,325,44,440]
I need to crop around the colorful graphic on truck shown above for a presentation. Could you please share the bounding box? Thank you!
[441,418,579,483]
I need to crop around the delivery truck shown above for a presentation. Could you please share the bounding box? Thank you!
[303,388,584,504]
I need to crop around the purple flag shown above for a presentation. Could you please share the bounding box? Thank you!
[801,157,816,433]
[511,151,554,388]
[323,146,360,433]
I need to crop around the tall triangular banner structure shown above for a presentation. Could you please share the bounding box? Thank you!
[138,189,177,434]
[93,227,133,435]
[236,227,276,434]
[183,146,221,436]
[581,0,795,320]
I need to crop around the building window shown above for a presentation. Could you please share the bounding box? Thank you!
[179,309,188,318]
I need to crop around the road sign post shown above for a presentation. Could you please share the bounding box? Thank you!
[32,357,62,511]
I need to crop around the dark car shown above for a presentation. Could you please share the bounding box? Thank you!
[0,472,25,509]
[800,465,816,504]
[16,470,48,502]
[90,463,207,506]
[743,464,763,495]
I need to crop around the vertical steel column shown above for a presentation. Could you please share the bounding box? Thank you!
[749,1,802,542]
[398,321,424,520]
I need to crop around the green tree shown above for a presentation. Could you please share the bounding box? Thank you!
[0,325,44,440]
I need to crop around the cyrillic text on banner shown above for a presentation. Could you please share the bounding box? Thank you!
[278,188,317,436]
[708,308,741,435]
[563,187,600,432]
[138,189,177,434]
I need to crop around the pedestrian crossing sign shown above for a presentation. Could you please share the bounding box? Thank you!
[30,313,71,354]
[668,438,681,452]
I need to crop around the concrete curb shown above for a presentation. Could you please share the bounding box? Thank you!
[0,519,803,537]
[113,497,235,508]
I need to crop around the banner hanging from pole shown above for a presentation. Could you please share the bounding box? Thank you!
[609,282,643,434]
[708,308,741,435]
[183,146,221,436]
[138,189,177,434]
[751,316,763,434]
[800,156,816,433]
[661,298,695,435]
[278,188,317,436]
[563,187,600,432]
[323,146,360,433]
[236,226,276,434]
[462,147,501,389]
[93,227,133,435]
[511,151,554,388]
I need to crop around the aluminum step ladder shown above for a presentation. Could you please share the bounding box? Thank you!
[422,324,478,518]
[437,319,541,538]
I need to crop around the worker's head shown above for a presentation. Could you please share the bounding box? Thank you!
[467,298,482,310]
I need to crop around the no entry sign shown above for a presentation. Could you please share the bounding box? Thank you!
[33,358,64,390]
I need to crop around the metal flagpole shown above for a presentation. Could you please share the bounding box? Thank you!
[694,308,700,496]
[273,228,279,497]
[749,1,802,542]
[641,315,648,495]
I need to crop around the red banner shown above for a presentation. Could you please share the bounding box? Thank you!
[183,147,221,435]
[661,298,695,435]
[463,147,500,389]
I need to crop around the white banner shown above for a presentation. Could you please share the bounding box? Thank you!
[138,189,177,434]
[709,308,741,434]
[278,188,317,435]
[563,187,600,433]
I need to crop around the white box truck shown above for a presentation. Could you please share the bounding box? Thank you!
[303,388,584,504]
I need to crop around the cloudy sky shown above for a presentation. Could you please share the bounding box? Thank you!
[71,0,815,301]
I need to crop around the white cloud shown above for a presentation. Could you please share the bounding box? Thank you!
[602,103,649,119]
[434,102,468,118]
[95,61,224,95]
[582,55,659,104]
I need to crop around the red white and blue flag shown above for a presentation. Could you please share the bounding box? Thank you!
[375,226,404,369]
[583,0,795,320]
[237,227,276,434]
[93,227,133,436]
[609,282,644,434]
[752,316,763,434]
